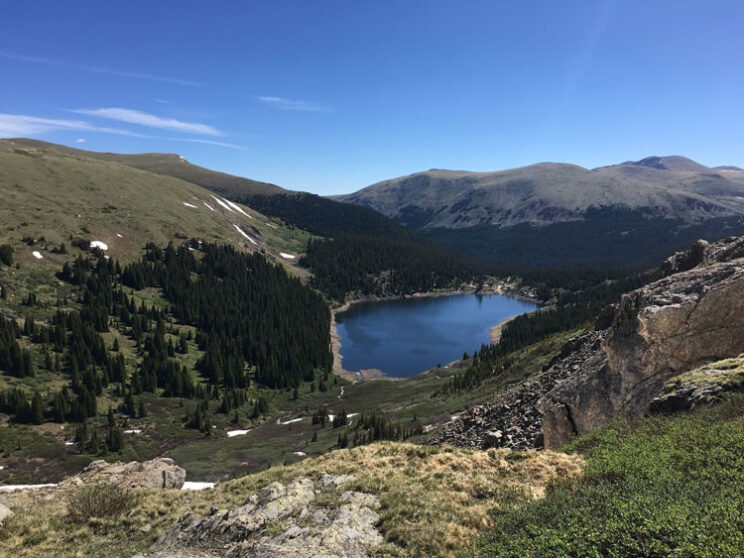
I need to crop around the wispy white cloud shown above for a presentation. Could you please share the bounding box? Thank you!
[0,51,201,87]
[0,112,243,150]
[173,138,245,150]
[70,107,221,136]
[0,113,147,138]
[256,96,329,111]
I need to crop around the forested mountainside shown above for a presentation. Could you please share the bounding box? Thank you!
[301,235,494,301]
[426,207,744,268]
[1,242,330,426]
[0,139,506,484]
[335,157,744,268]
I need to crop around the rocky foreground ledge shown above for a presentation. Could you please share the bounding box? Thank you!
[0,443,582,557]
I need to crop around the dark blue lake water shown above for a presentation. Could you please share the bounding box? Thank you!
[335,294,537,378]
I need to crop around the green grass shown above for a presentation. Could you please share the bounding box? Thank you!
[470,394,744,557]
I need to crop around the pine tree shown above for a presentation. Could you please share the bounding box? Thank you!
[75,419,89,446]
[105,407,123,452]
[31,391,44,425]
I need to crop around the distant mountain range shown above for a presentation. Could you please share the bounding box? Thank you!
[334,156,744,268]
[334,156,744,229]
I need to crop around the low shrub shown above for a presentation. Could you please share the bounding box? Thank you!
[67,482,135,523]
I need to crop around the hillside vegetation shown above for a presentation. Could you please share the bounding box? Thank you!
[0,139,528,485]
[4,396,742,557]
[1,138,287,199]
[472,394,744,557]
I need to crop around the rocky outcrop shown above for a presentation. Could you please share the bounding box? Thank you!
[540,235,744,447]
[144,474,382,558]
[649,355,744,413]
[61,457,186,489]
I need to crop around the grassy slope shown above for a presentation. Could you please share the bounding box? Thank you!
[0,140,310,263]
[3,395,743,557]
[0,442,583,558]
[471,394,744,557]
[2,138,287,198]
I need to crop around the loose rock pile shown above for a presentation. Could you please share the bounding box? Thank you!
[430,332,604,450]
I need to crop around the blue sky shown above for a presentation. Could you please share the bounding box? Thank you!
[1,1,743,194]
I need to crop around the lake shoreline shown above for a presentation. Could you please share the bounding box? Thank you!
[329,283,539,382]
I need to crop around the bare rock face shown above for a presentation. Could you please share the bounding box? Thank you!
[540,236,744,447]
[61,457,186,489]
[144,474,382,558]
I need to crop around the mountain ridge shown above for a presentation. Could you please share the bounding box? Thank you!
[334,155,744,230]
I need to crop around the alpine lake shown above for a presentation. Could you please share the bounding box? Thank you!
[336,293,537,378]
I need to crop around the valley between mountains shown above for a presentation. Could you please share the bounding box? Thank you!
[1,140,744,557]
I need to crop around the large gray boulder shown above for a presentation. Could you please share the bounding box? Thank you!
[63,457,186,489]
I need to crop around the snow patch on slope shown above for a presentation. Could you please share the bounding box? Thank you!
[211,195,234,212]
[222,198,253,218]
[227,429,252,437]
[90,241,108,251]
[181,482,215,491]
[233,225,258,246]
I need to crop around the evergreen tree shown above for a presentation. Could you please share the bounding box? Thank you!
[30,391,44,425]
[105,407,123,452]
